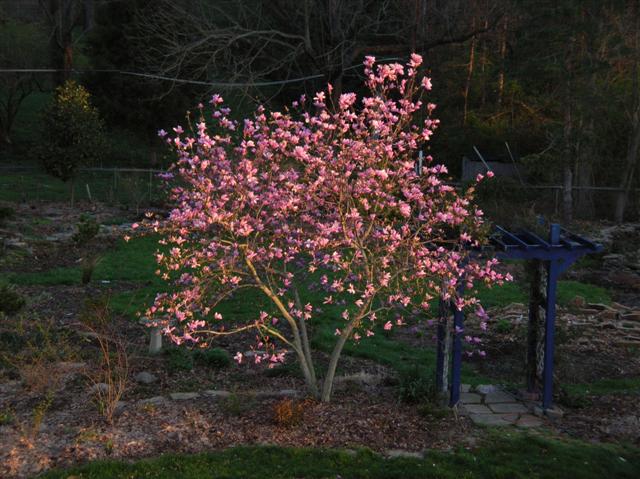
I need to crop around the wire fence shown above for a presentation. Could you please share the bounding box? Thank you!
[0,165,637,222]
[0,165,165,212]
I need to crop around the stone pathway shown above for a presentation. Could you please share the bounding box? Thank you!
[458,384,546,428]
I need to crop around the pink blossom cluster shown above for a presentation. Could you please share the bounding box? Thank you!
[142,54,510,366]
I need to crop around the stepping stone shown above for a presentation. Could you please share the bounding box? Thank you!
[484,391,516,404]
[488,402,528,414]
[460,384,471,393]
[516,414,544,428]
[202,390,231,399]
[460,392,482,404]
[475,384,498,394]
[169,392,200,401]
[460,404,492,415]
[534,405,564,419]
[138,396,166,406]
[469,414,511,427]
[134,372,158,384]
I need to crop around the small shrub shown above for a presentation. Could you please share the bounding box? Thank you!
[73,214,100,246]
[0,408,15,425]
[0,282,25,314]
[79,297,129,424]
[272,398,314,427]
[165,347,193,372]
[495,318,513,334]
[0,206,14,226]
[220,392,256,417]
[194,347,231,369]
[81,255,102,284]
[398,367,437,404]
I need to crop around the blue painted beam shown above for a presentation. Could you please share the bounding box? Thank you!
[435,298,447,393]
[449,280,466,407]
[542,224,561,410]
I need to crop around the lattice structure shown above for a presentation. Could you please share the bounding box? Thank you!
[437,223,603,411]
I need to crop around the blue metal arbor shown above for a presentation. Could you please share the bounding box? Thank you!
[436,223,602,411]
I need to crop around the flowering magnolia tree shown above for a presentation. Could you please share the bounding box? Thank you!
[140,54,509,402]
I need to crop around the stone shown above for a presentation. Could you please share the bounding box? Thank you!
[488,402,528,414]
[460,392,482,404]
[138,396,166,406]
[460,383,471,393]
[148,327,163,355]
[484,391,516,404]
[516,414,544,428]
[254,389,299,399]
[469,414,511,427]
[475,384,498,394]
[202,390,231,399]
[460,404,492,415]
[385,449,423,459]
[533,405,564,419]
[544,406,565,420]
[134,372,158,384]
[89,383,109,394]
[170,392,200,401]
[621,312,640,322]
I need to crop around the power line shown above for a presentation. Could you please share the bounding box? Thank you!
[0,57,406,88]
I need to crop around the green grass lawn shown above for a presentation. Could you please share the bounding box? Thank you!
[6,235,615,392]
[38,433,640,479]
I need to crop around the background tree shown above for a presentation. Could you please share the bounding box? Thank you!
[0,11,47,145]
[39,79,106,204]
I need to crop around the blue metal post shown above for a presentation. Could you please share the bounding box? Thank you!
[449,280,466,407]
[542,224,561,410]
[435,298,446,393]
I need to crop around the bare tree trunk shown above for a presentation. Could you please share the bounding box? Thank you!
[462,27,476,126]
[615,102,640,222]
[497,16,508,107]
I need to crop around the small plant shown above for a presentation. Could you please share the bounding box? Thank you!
[495,318,513,334]
[398,367,437,404]
[272,398,313,427]
[220,392,256,417]
[20,393,54,445]
[0,205,14,226]
[165,346,194,372]
[0,282,25,314]
[0,408,15,425]
[194,347,231,369]
[73,214,100,246]
[79,297,129,424]
[81,254,102,284]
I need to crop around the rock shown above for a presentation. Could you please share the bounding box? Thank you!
[516,414,544,428]
[533,405,564,419]
[202,390,231,399]
[602,415,640,438]
[484,391,516,404]
[89,383,109,394]
[460,383,471,393]
[469,414,511,427]
[460,392,482,404]
[169,392,200,401]
[487,402,528,414]
[475,384,498,394]
[138,396,166,406]
[621,312,640,322]
[254,389,299,399]
[385,449,423,459]
[544,406,565,420]
[134,372,158,384]
[460,404,492,415]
